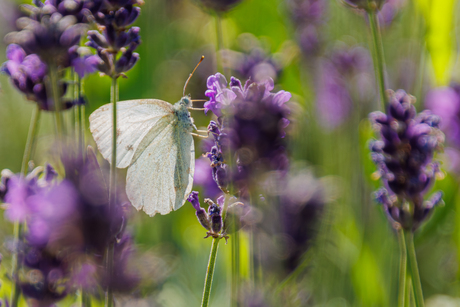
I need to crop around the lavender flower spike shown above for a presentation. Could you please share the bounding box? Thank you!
[188,191,211,230]
[370,89,445,231]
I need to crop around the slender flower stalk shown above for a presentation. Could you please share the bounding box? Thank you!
[367,10,387,109]
[10,104,42,306]
[397,226,407,307]
[48,63,64,139]
[105,76,119,307]
[406,232,425,307]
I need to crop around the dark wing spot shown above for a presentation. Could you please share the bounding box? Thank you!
[126,144,134,151]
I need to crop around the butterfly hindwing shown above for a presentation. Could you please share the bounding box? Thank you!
[125,120,195,216]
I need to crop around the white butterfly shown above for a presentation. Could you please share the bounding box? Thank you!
[89,96,202,216]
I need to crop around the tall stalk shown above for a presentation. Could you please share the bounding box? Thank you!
[105,76,118,307]
[48,63,64,139]
[367,10,387,110]
[397,227,407,307]
[11,105,41,307]
[405,231,425,307]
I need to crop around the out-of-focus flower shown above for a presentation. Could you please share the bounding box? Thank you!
[86,0,142,77]
[424,84,460,174]
[378,0,406,27]
[204,73,291,192]
[425,84,460,148]
[194,157,222,199]
[369,89,445,231]
[221,34,282,82]
[194,0,243,13]
[316,45,373,129]
[287,0,327,57]
[4,12,86,68]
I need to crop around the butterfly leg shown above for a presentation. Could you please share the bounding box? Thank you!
[188,107,206,111]
[191,132,209,139]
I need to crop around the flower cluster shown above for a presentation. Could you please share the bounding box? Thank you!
[0,0,100,110]
[425,83,460,173]
[204,73,291,192]
[221,34,282,82]
[287,0,327,57]
[0,147,140,303]
[369,89,445,231]
[316,44,373,129]
[187,191,244,242]
[86,0,142,78]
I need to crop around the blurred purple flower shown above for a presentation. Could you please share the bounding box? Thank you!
[203,73,291,196]
[316,45,373,129]
[425,84,460,148]
[194,157,222,199]
[316,61,352,129]
[370,89,445,231]
[221,34,282,82]
[86,0,141,77]
[4,12,86,68]
[71,54,99,78]
[287,0,327,57]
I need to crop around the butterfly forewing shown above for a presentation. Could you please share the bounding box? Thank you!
[89,99,175,169]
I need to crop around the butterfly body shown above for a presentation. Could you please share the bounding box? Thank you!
[89,96,196,216]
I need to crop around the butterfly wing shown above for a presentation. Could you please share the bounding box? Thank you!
[125,121,195,216]
[89,99,174,169]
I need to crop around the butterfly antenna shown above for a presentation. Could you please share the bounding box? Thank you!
[183,55,204,96]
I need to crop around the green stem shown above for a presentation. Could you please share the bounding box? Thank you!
[48,63,64,139]
[275,251,313,294]
[11,105,42,307]
[397,227,407,307]
[215,14,229,77]
[201,237,221,307]
[367,10,387,110]
[105,77,118,307]
[231,215,240,307]
[405,231,424,307]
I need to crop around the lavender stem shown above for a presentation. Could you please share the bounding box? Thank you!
[397,226,407,307]
[105,76,118,307]
[406,231,425,307]
[11,104,41,306]
[367,10,387,110]
[49,63,64,139]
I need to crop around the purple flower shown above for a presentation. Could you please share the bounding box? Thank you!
[71,54,99,77]
[369,89,445,231]
[85,0,142,77]
[316,61,352,129]
[287,0,327,57]
[204,73,235,116]
[194,157,221,198]
[425,85,460,148]
[221,34,282,82]
[4,12,86,68]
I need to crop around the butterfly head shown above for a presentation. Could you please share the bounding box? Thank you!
[179,95,192,108]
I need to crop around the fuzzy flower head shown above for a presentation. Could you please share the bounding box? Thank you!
[204,73,291,194]
[369,89,445,231]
